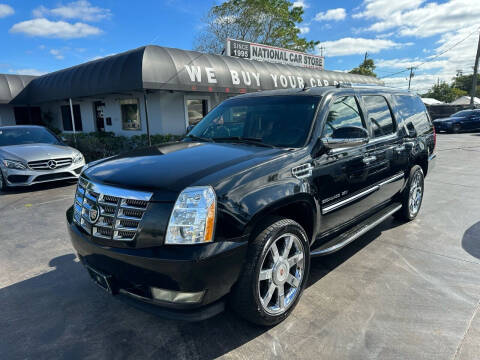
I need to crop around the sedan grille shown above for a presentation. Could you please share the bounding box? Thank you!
[73,177,152,242]
[28,157,72,170]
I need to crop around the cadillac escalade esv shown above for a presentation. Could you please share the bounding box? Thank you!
[67,84,436,326]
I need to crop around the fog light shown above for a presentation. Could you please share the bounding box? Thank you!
[151,287,205,304]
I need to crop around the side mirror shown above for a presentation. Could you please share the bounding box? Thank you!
[321,126,369,150]
[406,122,417,137]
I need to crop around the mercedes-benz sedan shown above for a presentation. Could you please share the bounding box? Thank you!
[0,125,85,190]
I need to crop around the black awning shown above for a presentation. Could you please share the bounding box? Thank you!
[13,45,383,104]
[0,74,36,104]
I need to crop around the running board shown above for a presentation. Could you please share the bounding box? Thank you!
[311,203,402,256]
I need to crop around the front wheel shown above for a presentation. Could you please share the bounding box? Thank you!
[0,170,6,192]
[395,165,424,221]
[229,218,310,326]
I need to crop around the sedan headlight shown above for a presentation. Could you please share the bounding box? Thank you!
[2,159,27,170]
[72,152,84,164]
[165,186,216,245]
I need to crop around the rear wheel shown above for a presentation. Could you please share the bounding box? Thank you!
[395,165,424,221]
[229,217,310,326]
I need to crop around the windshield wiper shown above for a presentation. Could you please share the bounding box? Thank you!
[184,134,213,142]
[212,137,276,148]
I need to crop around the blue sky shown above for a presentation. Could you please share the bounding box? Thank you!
[0,0,479,93]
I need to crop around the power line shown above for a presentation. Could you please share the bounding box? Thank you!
[379,27,480,79]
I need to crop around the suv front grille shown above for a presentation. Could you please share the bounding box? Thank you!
[73,177,152,242]
[28,157,72,170]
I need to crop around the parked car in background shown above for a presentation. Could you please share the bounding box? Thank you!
[433,109,480,133]
[0,125,85,190]
[67,85,436,326]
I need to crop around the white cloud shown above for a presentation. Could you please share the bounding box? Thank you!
[33,1,111,22]
[353,0,425,19]
[9,68,46,76]
[10,18,102,39]
[50,49,64,60]
[356,0,480,38]
[376,58,448,70]
[314,8,346,22]
[292,1,309,8]
[0,3,13,18]
[298,26,310,34]
[378,27,480,91]
[320,37,409,56]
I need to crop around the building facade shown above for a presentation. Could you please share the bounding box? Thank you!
[0,45,382,135]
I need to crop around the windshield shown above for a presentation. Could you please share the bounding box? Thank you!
[188,95,320,148]
[0,127,61,147]
[452,110,472,117]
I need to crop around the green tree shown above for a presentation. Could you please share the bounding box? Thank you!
[422,81,467,103]
[349,54,377,77]
[452,73,480,97]
[194,0,319,54]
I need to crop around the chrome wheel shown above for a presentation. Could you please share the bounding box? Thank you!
[258,233,305,315]
[408,171,423,216]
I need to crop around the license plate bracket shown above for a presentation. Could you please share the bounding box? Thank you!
[86,265,114,294]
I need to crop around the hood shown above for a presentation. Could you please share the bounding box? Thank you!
[0,143,77,162]
[83,141,287,199]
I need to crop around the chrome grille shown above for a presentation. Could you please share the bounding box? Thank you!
[28,157,72,170]
[73,177,152,242]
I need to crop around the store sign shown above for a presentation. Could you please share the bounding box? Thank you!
[226,38,324,70]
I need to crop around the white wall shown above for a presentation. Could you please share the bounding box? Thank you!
[33,90,229,136]
[0,105,15,126]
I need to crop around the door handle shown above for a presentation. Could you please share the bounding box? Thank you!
[394,145,406,152]
[362,156,377,164]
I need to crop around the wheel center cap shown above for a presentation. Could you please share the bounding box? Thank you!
[273,261,289,284]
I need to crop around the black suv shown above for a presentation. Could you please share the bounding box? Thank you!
[67,85,436,325]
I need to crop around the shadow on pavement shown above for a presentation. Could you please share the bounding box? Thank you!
[0,180,76,196]
[0,218,401,360]
[461,221,480,259]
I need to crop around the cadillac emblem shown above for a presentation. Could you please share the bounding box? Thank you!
[89,205,100,223]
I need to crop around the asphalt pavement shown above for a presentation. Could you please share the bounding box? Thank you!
[1,133,479,360]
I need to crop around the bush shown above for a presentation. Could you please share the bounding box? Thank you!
[62,132,182,162]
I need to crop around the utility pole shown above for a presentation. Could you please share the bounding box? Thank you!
[408,67,415,90]
[470,30,480,107]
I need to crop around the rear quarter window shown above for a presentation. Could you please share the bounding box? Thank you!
[393,95,431,135]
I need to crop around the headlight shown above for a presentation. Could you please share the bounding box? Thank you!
[2,159,27,170]
[165,186,216,245]
[73,152,84,164]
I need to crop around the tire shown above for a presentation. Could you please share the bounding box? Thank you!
[394,165,424,221]
[452,124,461,133]
[0,170,6,192]
[229,217,310,326]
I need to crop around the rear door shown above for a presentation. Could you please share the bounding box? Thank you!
[359,94,406,205]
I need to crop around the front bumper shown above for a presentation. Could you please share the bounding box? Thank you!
[66,206,248,320]
[1,162,84,187]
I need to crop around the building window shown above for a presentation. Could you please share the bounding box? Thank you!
[121,99,141,130]
[61,105,83,131]
[186,99,209,126]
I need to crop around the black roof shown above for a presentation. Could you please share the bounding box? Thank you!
[7,45,384,104]
[0,74,36,104]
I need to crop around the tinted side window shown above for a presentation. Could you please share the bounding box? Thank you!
[362,96,395,138]
[394,95,430,134]
[322,96,365,138]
